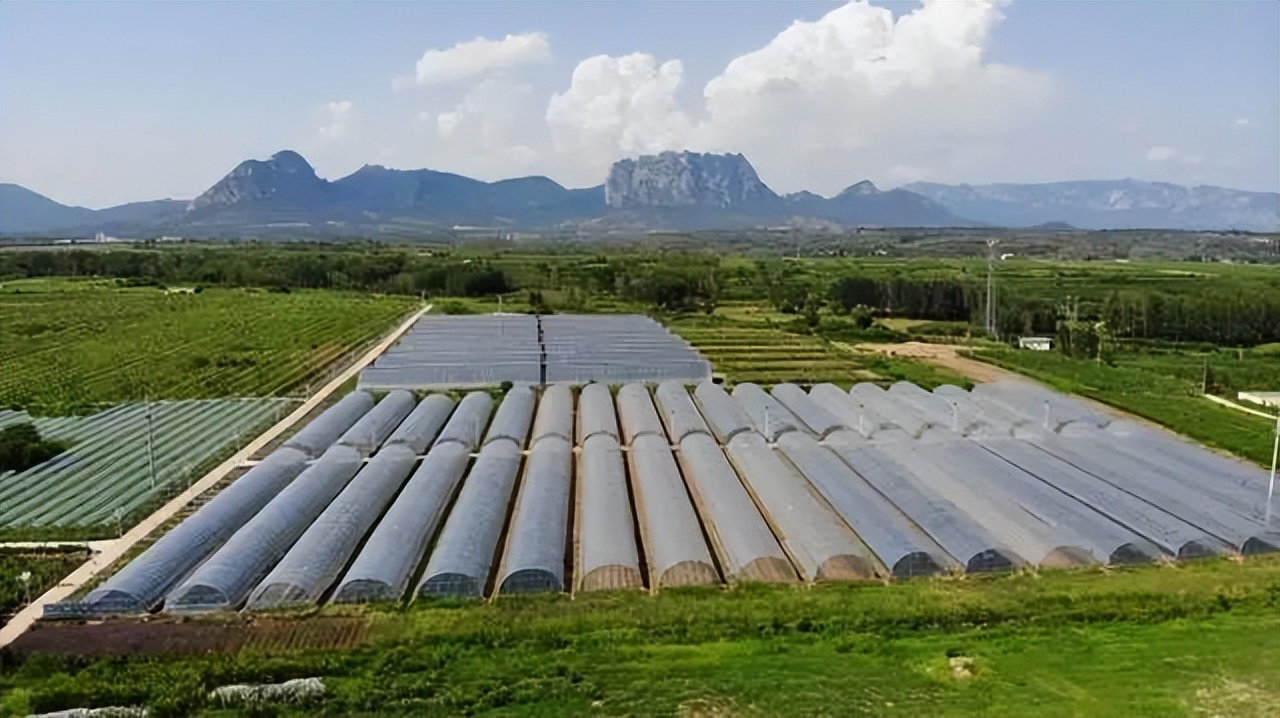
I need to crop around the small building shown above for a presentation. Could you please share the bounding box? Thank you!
[1018,336,1053,351]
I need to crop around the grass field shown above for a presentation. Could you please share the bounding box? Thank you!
[976,346,1278,466]
[2,557,1276,717]
[1,550,88,623]
[0,279,417,414]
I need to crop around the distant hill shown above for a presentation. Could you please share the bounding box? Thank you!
[5,151,1276,237]
[0,183,183,235]
[905,179,1280,231]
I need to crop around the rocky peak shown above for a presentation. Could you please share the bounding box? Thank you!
[604,151,778,208]
[837,180,880,197]
[189,149,326,211]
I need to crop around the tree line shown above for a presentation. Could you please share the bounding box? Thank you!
[2,246,1275,346]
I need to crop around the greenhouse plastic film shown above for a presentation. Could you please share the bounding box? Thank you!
[530,383,575,446]
[432,392,493,450]
[849,383,938,439]
[913,436,1161,566]
[384,394,456,454]
[887,382,987,436]
[417,440,524,599]
[771,383,847,437]
[1031,435,1279,554]
[616,383,665,445]
[777,432,957,577]
[972,381,1110,432]
[627,434,719,588]
[284,391,375,458]
[246,445,420,610]
[332,441,472,603]
[724,432,878,581]
[979,438,1230,559]
[575,434,642,592]
[676,433,795,583]
[822,432,1024,572]
[870,436,1100,567]
[80,447,310,615]
[498,437,573,594]
[692,381,753,444]
[577,383,619,443]
[731,383,803,441]
[808,384,873,435]
[483,385,535,448]
[336,389,416,456]
[165,445,364,613]
[653,381,711,443]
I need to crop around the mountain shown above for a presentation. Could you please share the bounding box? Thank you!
[7,150,1275,237]
[605,151,781,210]
[0,183,183,235]
[783,180,968,227]
[0,184,96,234]
[905,180,1280,232]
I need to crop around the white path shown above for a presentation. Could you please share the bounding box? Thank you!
[0,304,429,648]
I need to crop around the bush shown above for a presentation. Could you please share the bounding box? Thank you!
[0,423,67,473]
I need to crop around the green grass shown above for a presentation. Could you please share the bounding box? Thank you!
[0,280,417,413]
[3,558,1277,717]
[975,347,1277,465]
[0,550,87,622]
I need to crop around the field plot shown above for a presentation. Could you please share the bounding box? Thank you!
[666,304,969,388]
[0,280,417,413]
[53,375,1279,618]
[0,398,292,529]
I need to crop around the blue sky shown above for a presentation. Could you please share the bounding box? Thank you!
[1,0,1275,208]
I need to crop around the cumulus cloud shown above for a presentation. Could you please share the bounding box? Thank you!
[1146,145,1201,164]
[397,32,550,88]
[542,0,1049,191]
[546,53,692,178]
[318,100,353,140]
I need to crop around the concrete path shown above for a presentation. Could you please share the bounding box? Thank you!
[0,304,429,648]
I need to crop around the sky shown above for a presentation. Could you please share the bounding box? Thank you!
[1,0,1276,208]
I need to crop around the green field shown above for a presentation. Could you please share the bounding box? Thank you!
[976,346,1278,466]
[1,550,87,622]
[0,279,417,413]
[667,302,972,388]
[2,558,1276,717]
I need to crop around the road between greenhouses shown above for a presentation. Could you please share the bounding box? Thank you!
[0,304,430,648]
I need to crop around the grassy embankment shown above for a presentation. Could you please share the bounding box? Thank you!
[1,557,1276,717]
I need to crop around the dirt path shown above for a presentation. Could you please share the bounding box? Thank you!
[0,304,430,649]
[846,341,1022,384]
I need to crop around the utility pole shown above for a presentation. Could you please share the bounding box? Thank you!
[1266,411,1279,530]
[984,238,999,337]
[146,397,157,491]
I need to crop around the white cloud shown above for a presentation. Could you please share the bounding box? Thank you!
[541,0,1049,191]
[1233,117,1251,128]
[1146,145,1201,164]
[398,32,550,88]
[317,100,353,140]
[546,53,692,179]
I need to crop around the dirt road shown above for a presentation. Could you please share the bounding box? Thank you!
[847,341,1021,384]
[0,304,430,649]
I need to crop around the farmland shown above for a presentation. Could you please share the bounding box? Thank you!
[1,245,1278,718]
[3,557,1277,717]
[1,549,87,623]
[0,279,417,414]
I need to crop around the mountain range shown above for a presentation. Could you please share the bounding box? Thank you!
[2,150,1276,236]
